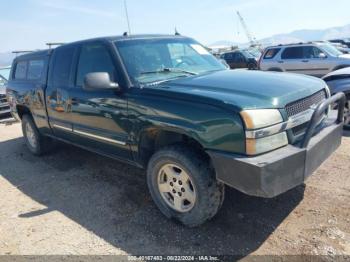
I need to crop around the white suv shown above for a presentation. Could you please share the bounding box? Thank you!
[259,42,350,77]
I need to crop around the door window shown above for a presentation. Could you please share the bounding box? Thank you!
[76,43,116,87]
[224,53,233,60]
[52,46,76,87]
[303,46,323,59]
[281,47,303,59]
[236,53,245,62]
[263,48,281,59]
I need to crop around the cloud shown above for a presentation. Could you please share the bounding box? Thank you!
[33,0,116,18]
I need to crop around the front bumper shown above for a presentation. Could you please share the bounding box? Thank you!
[208,93,346,198]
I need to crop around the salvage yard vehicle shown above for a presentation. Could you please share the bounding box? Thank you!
[323,67,350,128]
[220,50,258,70]
[329,39,350,48]
[6,34,346,227]
[0,72,11,117]
[259,42,350,77]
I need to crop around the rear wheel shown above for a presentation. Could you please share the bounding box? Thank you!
[22,114,54,155]
[147,145,225,227]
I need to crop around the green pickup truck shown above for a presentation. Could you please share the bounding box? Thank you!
[6,35,345,227]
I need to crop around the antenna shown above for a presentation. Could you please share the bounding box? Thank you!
[124,0,131,35]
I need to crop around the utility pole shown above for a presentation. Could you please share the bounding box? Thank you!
[124,0,131,35]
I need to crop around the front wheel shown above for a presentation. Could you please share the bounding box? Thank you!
[147,145,225,227]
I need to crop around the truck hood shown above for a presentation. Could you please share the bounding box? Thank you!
[155,70,326,110]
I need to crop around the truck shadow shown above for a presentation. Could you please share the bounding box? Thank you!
[0,137,304,257]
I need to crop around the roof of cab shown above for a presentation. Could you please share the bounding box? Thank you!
[62,34,189,46]
[14,49,51,61]
[14,34,190,60]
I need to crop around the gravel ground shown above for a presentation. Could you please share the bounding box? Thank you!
[0,122,349,258]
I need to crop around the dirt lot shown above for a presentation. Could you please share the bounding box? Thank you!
[0,122,349,258]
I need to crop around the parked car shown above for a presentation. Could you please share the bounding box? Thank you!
[323,67,350,128]
[0,66,11,80]
[0,71,11,117]
[314,41,350,54]
[6,35,345,227]
[329,39,350,48]
[220,50,258,69]
[259,42,350,77]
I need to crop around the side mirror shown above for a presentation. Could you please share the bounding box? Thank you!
[83,72,120,91]
[318,53,327,59]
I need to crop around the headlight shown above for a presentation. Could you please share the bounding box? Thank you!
[240,109,288,155]
[240,109,283,129]
[246,132,288,155]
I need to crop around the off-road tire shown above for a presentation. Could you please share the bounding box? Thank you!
[147,145,225,227]
[22,114,54,155]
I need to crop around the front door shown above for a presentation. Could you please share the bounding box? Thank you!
[67,42,132,160]
[302,46,331,77]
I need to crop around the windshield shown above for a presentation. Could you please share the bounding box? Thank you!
[115,38,226,85]
[241,50,256,59]
[320,44,343,57]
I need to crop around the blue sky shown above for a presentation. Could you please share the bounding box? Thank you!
[1,0,350,52]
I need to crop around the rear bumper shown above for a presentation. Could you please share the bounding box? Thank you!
[208,93,346,198]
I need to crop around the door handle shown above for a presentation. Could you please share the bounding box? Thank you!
[278,61,284,63]
[302,60,309,63]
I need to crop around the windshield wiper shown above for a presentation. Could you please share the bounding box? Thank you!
[140,68,198,76]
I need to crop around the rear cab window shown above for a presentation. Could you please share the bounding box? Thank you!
[28,60,45,80]
[14,61,28,79]
[13,58,45,81]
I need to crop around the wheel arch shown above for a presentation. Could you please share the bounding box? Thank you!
[16,105,32,119]
[137,126,208,167]
[267,67,283,72]
[332,65,350,72]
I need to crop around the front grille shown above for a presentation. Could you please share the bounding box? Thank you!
[285,90,326,118]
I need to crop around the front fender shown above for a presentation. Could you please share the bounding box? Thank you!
[127,93,246,156]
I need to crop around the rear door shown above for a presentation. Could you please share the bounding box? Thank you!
[67,41,132,160]
[46,45,78,141]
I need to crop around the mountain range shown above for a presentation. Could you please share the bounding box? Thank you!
[210,24,350,48]
[0,52,16,67]
[1,24,350,66]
